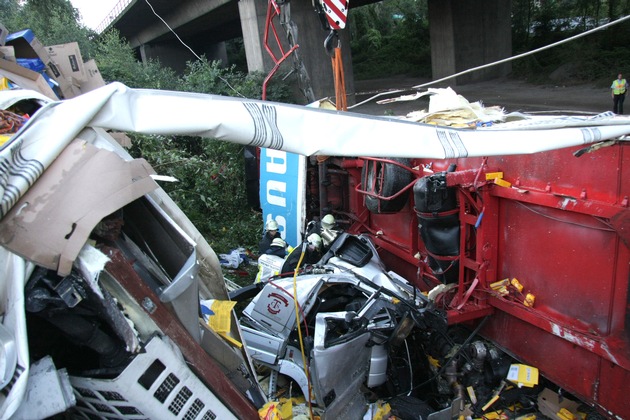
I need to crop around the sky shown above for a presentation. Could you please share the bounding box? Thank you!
[70,0,120,31]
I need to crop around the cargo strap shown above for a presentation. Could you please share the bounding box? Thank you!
[330,45,347,111]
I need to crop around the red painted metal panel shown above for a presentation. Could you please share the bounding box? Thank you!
[598,358,630,419]
[337,143,630,416]
[482,312,606,411]
[496,199,617,334]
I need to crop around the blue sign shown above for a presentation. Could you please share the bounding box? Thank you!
[259,148,305,248]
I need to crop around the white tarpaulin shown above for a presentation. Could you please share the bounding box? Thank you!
[2,82,630,219]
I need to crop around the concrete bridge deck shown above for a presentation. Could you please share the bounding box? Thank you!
[105,0,512,104]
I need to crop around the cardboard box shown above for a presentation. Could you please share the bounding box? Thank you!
[0,57,58,100]
[79,59,106,93]
[0,45,15,62]
[45,42,86,82]
[537,388,581,420]
[5,29,50,60]
[5,29,67,93]
[59,76,82,99]
[0,22,8,46]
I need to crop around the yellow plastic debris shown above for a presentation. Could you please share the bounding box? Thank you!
[427,355,441,368]
[367,401,392,420]
[524,293,536,307]
[490,279,510,290]
[557,408,576,420]
[507,364,539,388]
[511,278,524,293]
[482,395,500,412]
[478,410,509,419]
[493,178,512,188]
[201,299,242,348]
[485,171,504,180]
[0,134,11,147]
[259,401,282,420]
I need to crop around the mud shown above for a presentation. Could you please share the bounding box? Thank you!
[351,76,614,117]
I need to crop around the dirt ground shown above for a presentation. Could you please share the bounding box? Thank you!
[351,76,613,117]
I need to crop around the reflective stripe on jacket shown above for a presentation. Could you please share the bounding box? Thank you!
[612,79,627,95]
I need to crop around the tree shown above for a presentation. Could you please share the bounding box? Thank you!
[1,0,95,59]
[349,0,430,79]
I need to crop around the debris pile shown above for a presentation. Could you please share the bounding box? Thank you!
[0,26,105,101]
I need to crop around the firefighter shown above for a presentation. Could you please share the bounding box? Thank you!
[307,214,336,235]
[265,237,288,258]
[307,214,340,251]
[281,233,323,275]
[258,219,281,254]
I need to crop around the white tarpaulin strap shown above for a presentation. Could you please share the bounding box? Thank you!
[2,82,630,218]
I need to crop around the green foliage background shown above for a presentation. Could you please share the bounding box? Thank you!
[0,0,292,258]
[3,0,630,256]
[349,0,630,84]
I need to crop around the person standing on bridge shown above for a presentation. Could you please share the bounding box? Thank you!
[611,72,627,114]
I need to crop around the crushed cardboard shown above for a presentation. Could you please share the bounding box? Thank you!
[0,45,15,62]
[0,57,58,100]
[0,22,8,46]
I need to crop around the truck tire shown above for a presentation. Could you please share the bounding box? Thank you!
[363,158,412,213]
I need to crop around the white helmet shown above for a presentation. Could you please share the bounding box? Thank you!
[266,219,279,231]
[271,237,286,248]
[307,233,322,250]
[321,214,335,230]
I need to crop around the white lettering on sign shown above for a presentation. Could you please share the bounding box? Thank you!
[265,149,287,206]
[265,149,287,174]
[266,180,286,206]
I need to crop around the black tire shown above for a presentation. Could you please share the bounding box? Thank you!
[362,158,412,213]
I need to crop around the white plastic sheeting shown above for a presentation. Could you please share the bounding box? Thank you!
[2,81,630,220]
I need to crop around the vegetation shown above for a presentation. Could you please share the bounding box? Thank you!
[350,0,431,79]
[350,0,630,85]
[0,0,291,258]
[2,0,630,258]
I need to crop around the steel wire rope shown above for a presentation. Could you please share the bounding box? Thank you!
[412,14,630,90]
[350,15,630,110]
[514,201,616,232]
[143,0,246,98]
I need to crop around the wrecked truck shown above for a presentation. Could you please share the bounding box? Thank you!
[0,82,629,419]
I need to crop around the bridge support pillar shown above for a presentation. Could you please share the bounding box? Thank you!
[239,0,355,104]
[428,0,512,85]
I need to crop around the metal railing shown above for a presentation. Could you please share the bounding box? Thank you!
[95,0,134,34]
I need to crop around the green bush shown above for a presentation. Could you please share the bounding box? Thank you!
[126,58,292,256]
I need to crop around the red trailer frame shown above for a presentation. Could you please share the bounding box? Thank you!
[313,142,630,418]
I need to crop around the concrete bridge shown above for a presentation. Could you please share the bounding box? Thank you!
[103,0,512,104]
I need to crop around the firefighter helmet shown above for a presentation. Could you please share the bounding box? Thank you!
[271,237,286,248]
[307,233,322,249]
[266,219,279,231]
[321,214,336,230]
